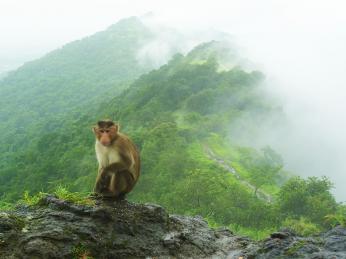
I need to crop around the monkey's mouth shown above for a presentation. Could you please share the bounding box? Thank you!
[100,141,112,147]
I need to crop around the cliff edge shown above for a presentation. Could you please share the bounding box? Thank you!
[0,195,345,258]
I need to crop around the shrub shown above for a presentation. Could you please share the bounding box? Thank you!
[282,217,321,236]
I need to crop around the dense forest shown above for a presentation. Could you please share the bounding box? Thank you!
[0,17,344,239]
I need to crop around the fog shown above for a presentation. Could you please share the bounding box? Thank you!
[1,0,345,200]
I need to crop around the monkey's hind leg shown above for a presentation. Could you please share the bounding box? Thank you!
[112,170,135,200]
[96,163,134,200]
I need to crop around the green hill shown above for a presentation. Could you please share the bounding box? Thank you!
[0,17,154,199]
[0,17,153,111]
[0,17,155,153]
[0,20,340,239]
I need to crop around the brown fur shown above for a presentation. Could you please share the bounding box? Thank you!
[92,120,140,198]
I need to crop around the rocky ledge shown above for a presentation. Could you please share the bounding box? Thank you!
[0,196,345,258]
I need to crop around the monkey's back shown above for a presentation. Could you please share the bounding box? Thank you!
[115,132,140,182]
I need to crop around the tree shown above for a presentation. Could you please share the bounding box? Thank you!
[240,147,283,196]
[277,176,337,225]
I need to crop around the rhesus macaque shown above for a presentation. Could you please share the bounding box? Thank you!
[92,120,140,199]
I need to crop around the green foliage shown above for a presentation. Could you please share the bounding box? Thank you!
[285,240,307,256]
[325,214,346,227]
[72,243,94,259]
[19,191,47,206]
[0,201,14,210]
[16,187,93,207]
[229,224,276,240]
[238,146,283,195]
[325,205,346,227]
[185,89,218,114]
[54,186,94,206]
[282,217,321,236]
[278,176,337,225]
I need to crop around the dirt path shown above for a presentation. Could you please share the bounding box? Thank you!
[204,146,273,203]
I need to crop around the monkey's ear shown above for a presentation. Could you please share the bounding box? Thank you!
[110,124,119,133]
[92,126,97,133]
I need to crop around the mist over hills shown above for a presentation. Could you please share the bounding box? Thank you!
[0,17,152,116]
[0,17,342,239]
[0,71,8,80]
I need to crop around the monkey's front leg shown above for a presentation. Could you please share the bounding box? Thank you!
[94,167,111,194]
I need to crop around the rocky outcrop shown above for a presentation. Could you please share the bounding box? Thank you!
[0,195,345,258]
[253,227,346,259]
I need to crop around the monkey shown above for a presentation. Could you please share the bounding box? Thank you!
[92,120,140,199]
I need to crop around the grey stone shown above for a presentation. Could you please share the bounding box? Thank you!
[0,195,345,258]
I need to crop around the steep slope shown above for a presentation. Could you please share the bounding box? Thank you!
[109,41,270,126]
[0,17,152,116]
[0,17,154,154]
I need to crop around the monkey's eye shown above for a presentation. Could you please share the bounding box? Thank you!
[105,130,110,133]
[99,130,105,133]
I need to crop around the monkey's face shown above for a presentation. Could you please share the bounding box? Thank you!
[93,121,118,146]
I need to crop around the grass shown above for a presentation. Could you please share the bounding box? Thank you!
[19,191,47,206]
[206,133,240,160]
[205,134,283,198]
[261,184,280,196]
[282,217,321,236]
[285,240,307,256]
[205,216,275,240]
[325,214,346,227]
[53,186,95,206]
[0,201,15,210]
[72,243,94,259]
[229,223,275,240]
[18,186,95,207]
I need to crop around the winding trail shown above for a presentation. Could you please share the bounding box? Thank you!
[204,146,274,203]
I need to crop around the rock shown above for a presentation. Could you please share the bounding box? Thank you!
[324,225,346,252]
[270,231,291,239]
[0,196,346,258]
[247,225,346,259]
[0,196,249,258]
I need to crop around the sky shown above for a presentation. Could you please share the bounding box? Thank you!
[1,0,346,200]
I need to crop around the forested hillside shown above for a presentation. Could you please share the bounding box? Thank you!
[0,18,343,239]
[0,17,154,200]
[0,17,154,152]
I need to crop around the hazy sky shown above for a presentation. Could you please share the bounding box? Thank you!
[1,0,346,200]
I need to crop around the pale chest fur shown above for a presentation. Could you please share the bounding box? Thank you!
[95,142,121,168]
